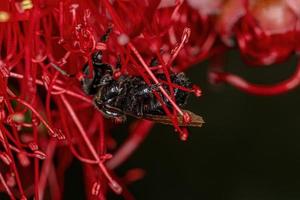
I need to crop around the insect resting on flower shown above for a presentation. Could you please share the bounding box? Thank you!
[51,50,203,127]
[81,51,203,127]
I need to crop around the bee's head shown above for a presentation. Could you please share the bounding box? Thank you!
[81,51,113,95]
[92,51,103,65]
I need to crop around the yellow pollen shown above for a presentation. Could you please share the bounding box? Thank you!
[0,11,10,22]
[21,0,33,10]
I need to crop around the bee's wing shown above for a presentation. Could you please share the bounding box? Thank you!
[143,110,204,127]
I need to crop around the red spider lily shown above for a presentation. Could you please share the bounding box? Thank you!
[211,0,300,95]
[0,0,203,199]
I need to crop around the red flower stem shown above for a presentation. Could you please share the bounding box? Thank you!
[0,106,22,147]
[0,124,25,198]
[7,25,15,59]
[56,100,99,164]
[109,171,135,200]
[107,120,154,170]
[0,140,22,154]
[48,162,61,200]
[210,61,300,95]
[69,147,98,164]
[45,72,60,124]
[9,72,93,104]
[60,94,122,194]
[23,8,36,102]
[0,172,15,200]
[38,140,57,200]
[101,0,184,116]
[59,1,64,40]
[0,127,45,159]
[9,97,58,137]
[191,31,216,64]
[85,113,100,135]
[32,120,39,200]
[157,80,195,92]
[3,100,22,147]
[149,65,163,71]
[154,49,181,124]
[2,146,45,159]
[98,114,106,156]
[167,28,190,66]
[0,127,27,153]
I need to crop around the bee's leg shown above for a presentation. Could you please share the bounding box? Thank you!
[94,96,126,120]
[101,103,126,122]
[135,100,144,117]
[149,83,162,92]
[97,74,113,86]
[131,85,163,116]
[147,99,165,115]
[114,94,126,109]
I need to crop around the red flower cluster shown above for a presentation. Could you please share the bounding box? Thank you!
[0,0,205,199]
[211,0,300,95]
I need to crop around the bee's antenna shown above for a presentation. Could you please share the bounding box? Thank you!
[101,26,113,42]
[49,63,74,77]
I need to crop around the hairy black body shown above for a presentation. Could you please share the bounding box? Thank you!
[82,51,192,120]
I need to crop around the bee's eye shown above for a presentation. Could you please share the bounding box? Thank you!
[96,53,102,61]
[92,51,103,65]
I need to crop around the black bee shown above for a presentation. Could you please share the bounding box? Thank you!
[80,51,204,127]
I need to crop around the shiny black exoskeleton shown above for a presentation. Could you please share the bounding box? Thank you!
[81,51,192,120]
